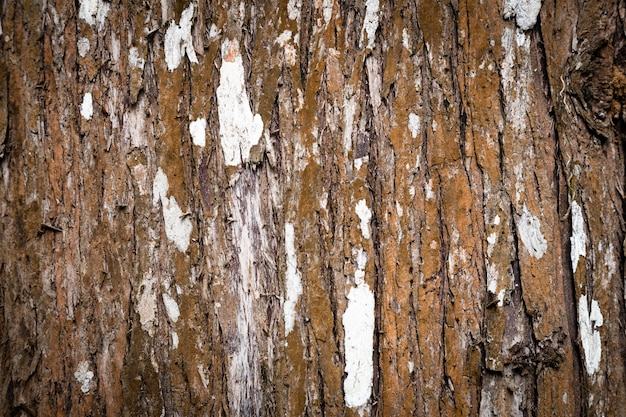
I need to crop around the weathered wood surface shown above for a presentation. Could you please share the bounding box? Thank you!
[0,0,624,416]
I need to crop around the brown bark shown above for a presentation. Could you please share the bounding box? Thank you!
[1,0,624,416]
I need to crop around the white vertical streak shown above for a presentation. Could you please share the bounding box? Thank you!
[228,177,265,415]
[578,294,603,375]
[343,281,375,410]
[355,200,372,239]
[81,93,93,120]
[284,223,302,335]
[570,201,587,273]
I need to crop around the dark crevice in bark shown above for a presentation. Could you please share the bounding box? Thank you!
[508,201,539,417]
[298,0,313,92]
[434,169,449,417]
[550,71,587,417]
[361,59,383,414]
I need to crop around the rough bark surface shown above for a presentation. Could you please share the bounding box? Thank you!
[1,0,624,416]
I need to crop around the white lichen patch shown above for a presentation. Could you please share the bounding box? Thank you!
[172,331,179,349]
[162,293,180,323]
[408,112,421,138]
[343,280,375,410]
[578,294,603,375]
[80,93,93,120]
[355,200,372,239]
[425,179,435,201]
[503,0,543,31]
[500,27,532,141]
[354,157,368,170]
[217,39,264,167]
[189,117,207,147]
[284,223,303,336]
[74,361,95,394]
[360,0,380,49]
[152,168,193,252]
[276,30,292,46]
[518,204,547,259]
[129,47,145,70]
[78,0,109,29]
[198,364,210,388]
[164,3,198,71]
[570,201,587,273]
[486,232,497,257]
[275,30,298,67]
[77,37,90,57]
[287,0,301,20]
[354,249,368,285]
[486,263,505,307]
[402,28,411,51]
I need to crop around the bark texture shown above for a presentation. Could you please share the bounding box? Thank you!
[1,0,625,416]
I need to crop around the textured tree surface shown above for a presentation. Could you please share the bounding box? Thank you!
[1,0,625,416]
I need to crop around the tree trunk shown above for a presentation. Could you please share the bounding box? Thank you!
[1,0,624,416]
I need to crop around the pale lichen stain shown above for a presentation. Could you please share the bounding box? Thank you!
[137,272,158,335]
[517,204,547,259]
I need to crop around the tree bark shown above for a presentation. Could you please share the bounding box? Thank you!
[1,0,624,416]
